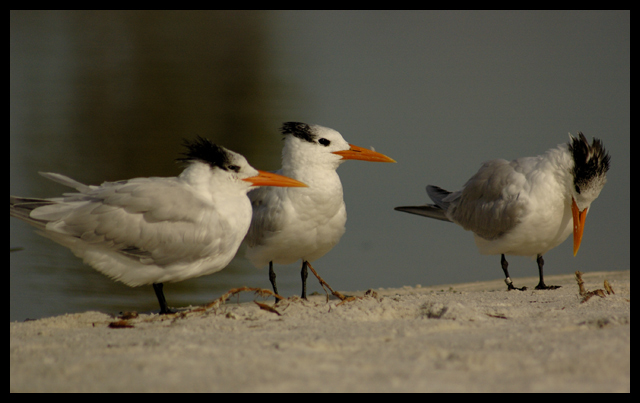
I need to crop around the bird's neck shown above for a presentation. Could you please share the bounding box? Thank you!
[283,164,343,190]
[541,145,576,196]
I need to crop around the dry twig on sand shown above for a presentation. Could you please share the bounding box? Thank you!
[201,287,285,311]
[306,262,347,301]
[575,271,612,303]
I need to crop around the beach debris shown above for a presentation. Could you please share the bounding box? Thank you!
[306,261,347,302]
[604,280,615,295]
[575,271,612,303]
[335,289,382,306]
[420,302,451,319]
[202,287,285,311]
[108,320,134,329]
[335,296,357,306]
[137,287,288,322]
[118,311,139,320]
[364,289,378,298]
[255,301,281,316]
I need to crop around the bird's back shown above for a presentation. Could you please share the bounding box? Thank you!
[446,159,528,241]
[11,173,251,286]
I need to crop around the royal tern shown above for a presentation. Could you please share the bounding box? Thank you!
[10,137,306,313]
[245,122,396,301]
[395,133,610,290]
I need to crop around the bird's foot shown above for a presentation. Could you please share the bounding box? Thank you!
[505,277,527,291]
[535,283,561,290]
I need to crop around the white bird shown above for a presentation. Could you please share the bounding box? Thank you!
[245,122,396,301]
[395,133,610,290]
[10,137,306,314]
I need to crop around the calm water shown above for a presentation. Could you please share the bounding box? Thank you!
[10,11,630,321]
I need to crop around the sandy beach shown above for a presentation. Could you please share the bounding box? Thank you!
[10,270,629,392]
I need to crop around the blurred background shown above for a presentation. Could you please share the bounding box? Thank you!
[10,11,629,321]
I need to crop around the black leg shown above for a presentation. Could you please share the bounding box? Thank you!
[501,254,526,291]
[534,254,561,290]
[152,283,174,314]
[301,261,308,299]
[269,261,281,302]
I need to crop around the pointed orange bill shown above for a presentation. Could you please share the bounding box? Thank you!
[571,198,588,256]
[332,144,396,163]
[243,170,307,188]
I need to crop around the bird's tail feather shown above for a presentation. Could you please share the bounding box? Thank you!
[39,172,94,193]
[394,204,451,222]
[426,185,453,210]
[10,196,57,228]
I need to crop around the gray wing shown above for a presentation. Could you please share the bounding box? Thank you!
[12,174,225,266]
[245,185,285,247]
[447,159,527,240]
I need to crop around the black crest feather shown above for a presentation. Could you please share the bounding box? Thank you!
[281,122,316,143]
[178,136,232,170]
[569,132,611,192]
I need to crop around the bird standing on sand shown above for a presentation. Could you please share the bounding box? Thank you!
[395,133,610,290]
[10,137,306,313]
[245,122,396,301]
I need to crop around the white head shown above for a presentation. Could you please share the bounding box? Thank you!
[280,122,396,171]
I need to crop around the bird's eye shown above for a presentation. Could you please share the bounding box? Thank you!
[227,165,241,173]
[318,138,331,147]
[574,184,581,194]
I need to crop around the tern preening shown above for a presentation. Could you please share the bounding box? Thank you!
[395,133,610,290]
[10,137,306,314]
[245,122,396,301]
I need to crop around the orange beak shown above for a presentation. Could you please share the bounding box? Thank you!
[571,198,588,256]
[332,144,396,163]
[243,170,307,188]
